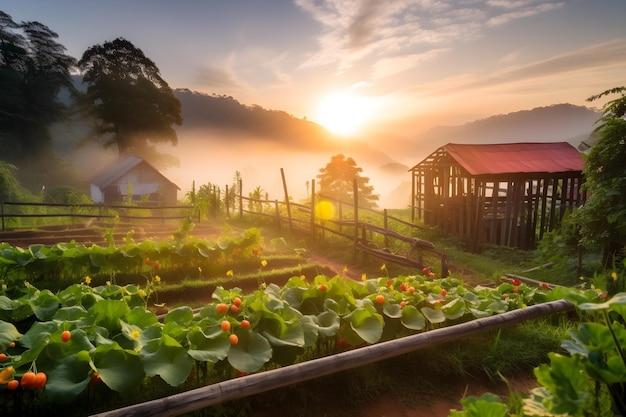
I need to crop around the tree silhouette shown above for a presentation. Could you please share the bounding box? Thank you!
[317,154,379,208]
[575,86,626,266]
[78,38,182,157]
[0,12,76,184]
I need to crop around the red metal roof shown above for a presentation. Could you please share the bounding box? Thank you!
[443,142,584,176]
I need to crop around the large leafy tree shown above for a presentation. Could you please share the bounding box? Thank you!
[0,12,76,183]
[576,86,626,266]
[317,154,379,208]
[78,38,182,159]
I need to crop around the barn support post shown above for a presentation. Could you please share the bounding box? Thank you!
[90,300,574,417]
[274,200,280,229]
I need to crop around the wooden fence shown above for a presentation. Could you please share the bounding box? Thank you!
[224,169,448,276]
[0,201,195,232]
[0,168,448,275]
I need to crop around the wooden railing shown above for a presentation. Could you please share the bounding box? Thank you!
[0,201,195,231]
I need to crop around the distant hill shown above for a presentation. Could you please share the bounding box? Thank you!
[413,103,600,149]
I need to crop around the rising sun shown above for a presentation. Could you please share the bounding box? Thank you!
[315,91,375,137]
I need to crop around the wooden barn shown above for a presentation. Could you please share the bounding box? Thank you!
[89,155,180,205]
[409,142,586,250]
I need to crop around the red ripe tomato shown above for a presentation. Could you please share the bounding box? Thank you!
[61,330,71,342]
[221,320,231,332]
[422,267,429,275]
[240,319,251,329]
[216,303,229,314]
[440,289,447,297]
[0,353,7,362]
[20,371,36,389]
[318,284,328,292]
[233,297,242,307]
[229,334,239,346]
[230,304,240,314]
[375,294,385,305]
[7,379,19,390]
[33,372,47,390]
[428,272,435,279]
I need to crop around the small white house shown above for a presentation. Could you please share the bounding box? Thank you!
[89,155,179,205]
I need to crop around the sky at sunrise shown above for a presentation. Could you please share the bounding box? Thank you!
[3,0,626,138]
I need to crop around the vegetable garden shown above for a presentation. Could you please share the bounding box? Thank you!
[0,224,621,416]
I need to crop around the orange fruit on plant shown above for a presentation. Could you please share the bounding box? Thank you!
[221,320,231,332]
[240,319,250,329]
[318,284,328,292]
[9,342,15,348]
[230,304,240,314]
[0,353,7,362]
[233,297,242,307]
[21,371,36,389]
[33,372,46,390]
[7,379,19,390]
[375,294,385,305]
[216,303,229,314]
[229,334,239,346]
[61,330,71,342]
[408,286,415,294]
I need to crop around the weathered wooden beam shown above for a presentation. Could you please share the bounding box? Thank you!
[91,300,574,417]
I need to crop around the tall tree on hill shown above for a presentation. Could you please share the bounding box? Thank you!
[0,12,76,185]
[575,86,626,266]
[78,38,182,162]
[317,154,379,208]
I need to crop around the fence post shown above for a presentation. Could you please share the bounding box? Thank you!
[225,184,230,218]
[310,179,316,240]
[383,209,389,249]
[280,168,292,232]
[274,200,280,228]
[1,201,4,232]
[353,178,358,262]
[238,179,243,220]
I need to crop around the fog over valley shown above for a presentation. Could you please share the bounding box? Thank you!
[54,88,601,209]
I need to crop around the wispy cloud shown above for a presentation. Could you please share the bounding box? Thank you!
[295,0,565,78]
[431,39,626,94]
[194,66,240,89]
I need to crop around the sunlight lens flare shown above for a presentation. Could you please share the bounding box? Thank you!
[315,201,335,221]
[315,92,375,137]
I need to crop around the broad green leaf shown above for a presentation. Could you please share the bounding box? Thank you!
[40,352,92,402]
[442,298,467,320]
[227,331,272,373]
[30,289,61,321]
[187,326,230,362]
[141,334,194,387]
[421,306,445,324]
[400,305,426,330]
[317,310,340,337]
[93,343,145,392]
[450,393,508,417]
[383,303,403,319]
[87,299,130,334]
[163,305,194,326]
[350,308,383,344]
[0,320,22,349]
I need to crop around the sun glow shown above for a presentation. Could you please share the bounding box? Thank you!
[315,91,376,137]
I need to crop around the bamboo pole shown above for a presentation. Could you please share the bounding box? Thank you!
[90,300,574,417]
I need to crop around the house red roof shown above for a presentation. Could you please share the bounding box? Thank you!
[442,142,584,176]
